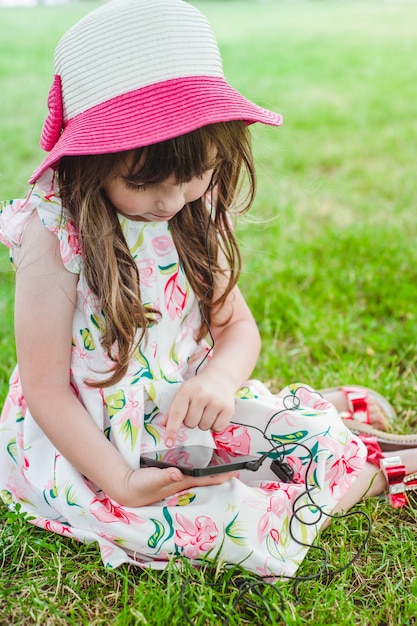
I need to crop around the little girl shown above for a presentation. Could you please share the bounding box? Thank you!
[1,0,416,577]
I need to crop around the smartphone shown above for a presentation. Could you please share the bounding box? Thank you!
[140,445,260,477]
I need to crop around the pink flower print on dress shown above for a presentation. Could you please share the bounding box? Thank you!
[164,270,187,319]
[174,514,219,559]
[165,491,196,507]
[256,557,293,580]
[212,424,251,456]
[264,386,324,431]
[89,493,145,525]
[59,218,82,266]
[317,435,364,497]
[284,384,333,417]
[282,455,305,483]
[244,487,297,543]
[44,479,55,492]
[42,478,58,504]
[4,477,29,503]
[258,455,305,487]
[98,529,120,544]
[0,196,34,249]
[137,258,157,288]
[71,334,94,366]
[258,481,284,493]
[151,235,175,257]
[112,388,144,450]
[42,518,73,536]
[99,543,120,566]
[0,375,26,423]
[257,495,291,543]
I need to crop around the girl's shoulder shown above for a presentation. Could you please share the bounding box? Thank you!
[0,169,81,273]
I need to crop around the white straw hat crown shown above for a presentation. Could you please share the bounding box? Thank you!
[55,0,224,121]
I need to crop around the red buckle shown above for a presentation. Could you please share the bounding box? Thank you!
[341,387,370,424]
[406,473,417,489]
[358,433,384,468]
[380,456,408,508]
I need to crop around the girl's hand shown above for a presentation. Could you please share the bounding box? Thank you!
[121,466,237,507]
[163,373,236,447]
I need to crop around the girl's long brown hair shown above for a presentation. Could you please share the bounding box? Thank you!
[58,121,256,386]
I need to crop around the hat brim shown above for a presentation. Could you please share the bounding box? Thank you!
[29,76,282,184]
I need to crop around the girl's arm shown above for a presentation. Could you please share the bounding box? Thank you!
[164,265,261,446]
[15,212,233,506]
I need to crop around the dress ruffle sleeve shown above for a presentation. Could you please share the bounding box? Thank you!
[0,169,81,274]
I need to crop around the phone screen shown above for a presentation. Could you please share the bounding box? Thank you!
[140,445,260,476]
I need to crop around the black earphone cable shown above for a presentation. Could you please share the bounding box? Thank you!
[183,197,372,621]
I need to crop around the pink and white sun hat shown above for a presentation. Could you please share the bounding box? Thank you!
[29,0,282,184]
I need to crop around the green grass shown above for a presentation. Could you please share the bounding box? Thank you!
[1,0,417,623]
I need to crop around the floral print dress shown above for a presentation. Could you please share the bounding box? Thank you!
[0,170,367,577]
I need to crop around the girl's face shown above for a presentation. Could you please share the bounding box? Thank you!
[104,164,214,222]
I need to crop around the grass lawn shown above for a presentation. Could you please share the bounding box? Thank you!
[1,0,417,623]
